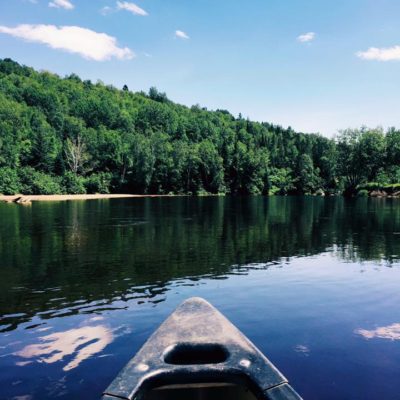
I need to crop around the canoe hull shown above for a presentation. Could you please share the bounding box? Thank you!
[103,297,302,400]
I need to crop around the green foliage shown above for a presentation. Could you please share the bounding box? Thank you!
[386,166,400,183]
[0,167,21,194]
[84,172,112,194]
[336,128,390,194]
[356,182,380,191]
[296,154,321,194]
[62,172,86,194]
[357,189,369,197]
[0,59,399,196]
[375,169,391,186]
[19,167,62,195]
[268,168,296,195]
[386,128,400,166]
[148,87,169,103]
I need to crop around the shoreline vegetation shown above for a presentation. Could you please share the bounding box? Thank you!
[0,58,399,198]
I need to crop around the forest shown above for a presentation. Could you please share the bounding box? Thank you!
[0,58,399,196]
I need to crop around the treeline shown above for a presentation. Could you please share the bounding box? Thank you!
[0,58,399,196]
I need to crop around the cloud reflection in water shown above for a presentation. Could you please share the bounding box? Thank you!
[294,344,310,356]
[15,325,113,371]
[355,323,400,341]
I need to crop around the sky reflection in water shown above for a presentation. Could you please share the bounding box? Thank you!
[0,197,399,400]
[15,322,113,371]
[356,323,400,341]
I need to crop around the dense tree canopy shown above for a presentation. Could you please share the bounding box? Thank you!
[0,58,398,196]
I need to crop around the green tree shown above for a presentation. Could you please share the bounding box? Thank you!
[268,168,296,195]
[336,128,385,194]
[19,167,62,195]
[0,167,21,194]
[297,154,321,194]
[0,58,399,196]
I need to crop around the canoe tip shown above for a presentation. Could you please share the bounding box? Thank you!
[180,297,211,306]
[183,296,207,302]
[176,297,220,315]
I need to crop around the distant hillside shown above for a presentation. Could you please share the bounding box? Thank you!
[0,58,398,196]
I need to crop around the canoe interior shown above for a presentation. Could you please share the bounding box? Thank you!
[103,298,302,400]
[143,382,257,400]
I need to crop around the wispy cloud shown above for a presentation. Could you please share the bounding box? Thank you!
[297,32,315,43]
[116,1,148,16]
[356,46,400,61]
[175,30,189,40]
[0,24,134,61]
[49,0,74,10]
[100,6,113,16]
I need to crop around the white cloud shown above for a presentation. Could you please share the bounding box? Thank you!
[175,30,189,40]
[100,6,113,16]
[297,32,315,43]
[356,45,400,61]
[0,24,134,61]
[49,0,74,10]
[116,1,148,16]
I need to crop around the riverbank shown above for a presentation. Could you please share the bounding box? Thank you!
[1,191,399,203]
[0,194,181,203]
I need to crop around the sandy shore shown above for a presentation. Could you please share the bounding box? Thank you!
[0,194,178,203]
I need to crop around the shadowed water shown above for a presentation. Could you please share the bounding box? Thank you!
[0,197,399,400]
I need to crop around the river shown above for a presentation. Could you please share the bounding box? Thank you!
[0,197,399,399]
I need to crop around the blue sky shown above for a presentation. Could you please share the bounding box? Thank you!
[1,0,400,136]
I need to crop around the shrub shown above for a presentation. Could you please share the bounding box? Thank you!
[268,186,280,195]
[0,167,21,195]
[19,167,62,194]
[84,172,112,194]
[62,172,86,194]
[357,189,369,197]
[356,182,380,191]
[197,188,211,196]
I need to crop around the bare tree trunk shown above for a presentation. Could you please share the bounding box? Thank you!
[65,135,87,174]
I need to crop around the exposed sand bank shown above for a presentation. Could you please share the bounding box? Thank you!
[0,194,179,203]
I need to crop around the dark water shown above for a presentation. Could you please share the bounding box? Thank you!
[0,197,399,400]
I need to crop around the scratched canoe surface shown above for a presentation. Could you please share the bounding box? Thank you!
[0,196,399,400]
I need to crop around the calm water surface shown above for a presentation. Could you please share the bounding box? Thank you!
[0,197,399,400]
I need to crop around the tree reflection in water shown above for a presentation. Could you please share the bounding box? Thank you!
[0,197,399,333]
